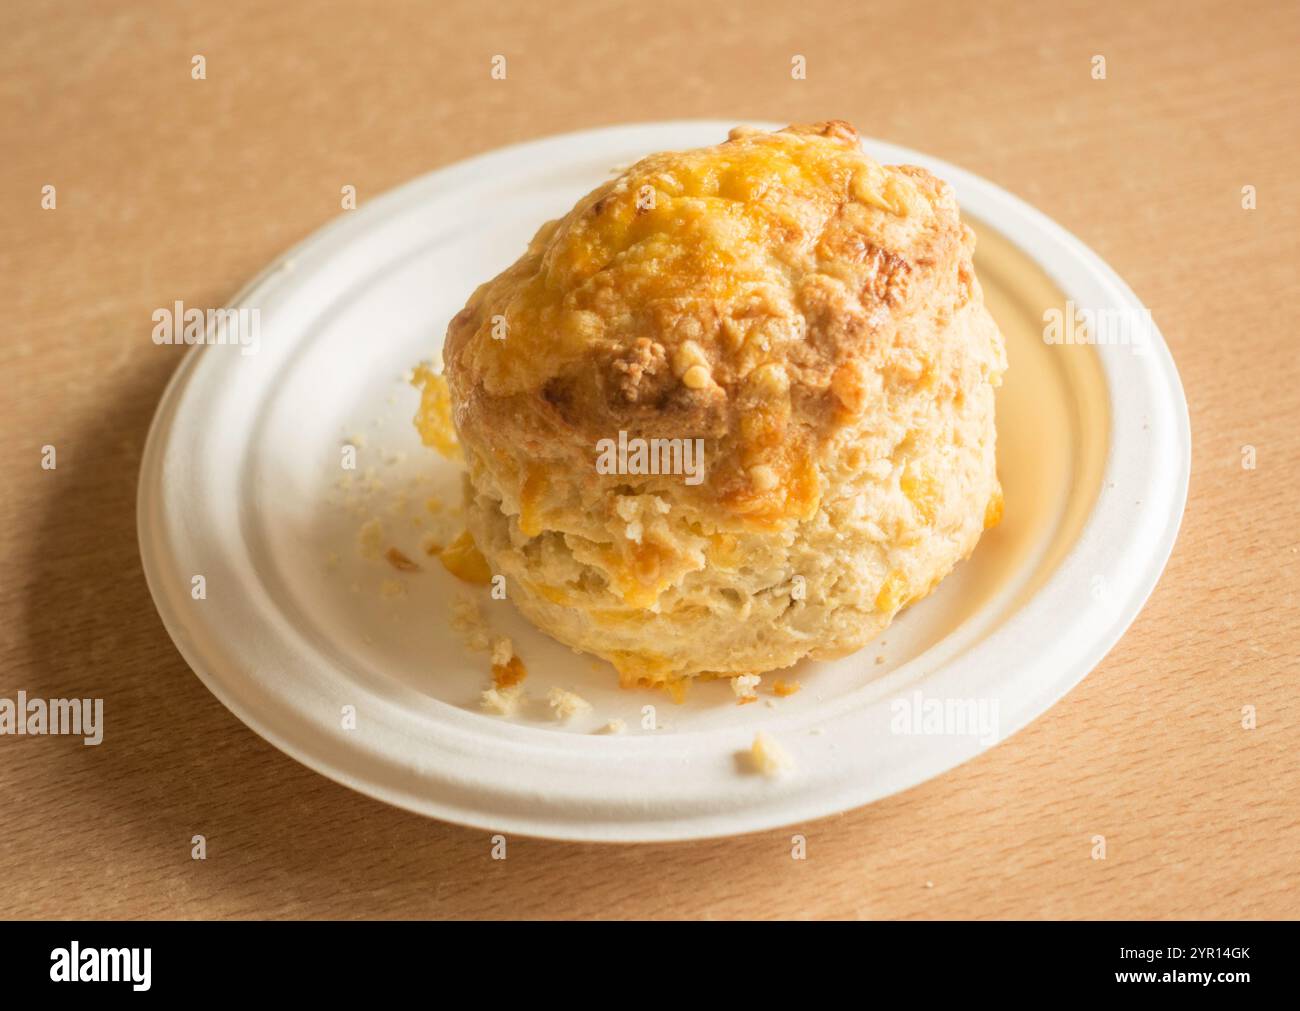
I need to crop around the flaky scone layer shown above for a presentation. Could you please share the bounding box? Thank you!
[421,121,1007,689]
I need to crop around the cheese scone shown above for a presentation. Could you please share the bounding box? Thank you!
[417,121,1006,695]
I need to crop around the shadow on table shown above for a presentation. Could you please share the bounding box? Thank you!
[16,351,506,915]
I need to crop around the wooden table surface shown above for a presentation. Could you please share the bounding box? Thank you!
[2,0,1297,920]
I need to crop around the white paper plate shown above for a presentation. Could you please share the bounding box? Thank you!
[137,121,1190,841]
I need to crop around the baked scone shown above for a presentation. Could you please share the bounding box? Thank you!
[417,121,1006,695]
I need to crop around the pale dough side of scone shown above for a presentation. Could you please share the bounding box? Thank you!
[426,121,1007,689]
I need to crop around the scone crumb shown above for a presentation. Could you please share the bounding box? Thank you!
[357,518,385,560]
[490,636,514,667]
[490,639,527,690]
[480,683,525,717]
[450,594,491,653]
[773,679,801,697]
[599,719,627,735]
[548,687,593,721]
[750,731,794,777]
[732,674,761,702]
[420,533,443,556]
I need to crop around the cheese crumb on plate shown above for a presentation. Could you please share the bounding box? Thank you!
[749,731,794,778]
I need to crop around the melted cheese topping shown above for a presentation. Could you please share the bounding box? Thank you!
[443,123,947,532]
[458,125,929,398]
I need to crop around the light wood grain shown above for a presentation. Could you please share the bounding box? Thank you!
[1,0,1297,920]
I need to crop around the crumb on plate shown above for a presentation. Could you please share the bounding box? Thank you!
[450,594,491,653]
[480,683,525,716]
[357,517,385,560]
[732,674,761,703]
[548,687,592,721]
[750,731,794,777]
[385,546,420,571]
[490,637,527,689]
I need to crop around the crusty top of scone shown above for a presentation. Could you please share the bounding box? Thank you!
[437,121,999,529]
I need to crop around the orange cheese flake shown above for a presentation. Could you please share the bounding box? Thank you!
[601,540,675,609]
[491,655,527,689]
[901,465,940,525]
[439,530,493,584]
[384,547,421,572]
[721,452,821,529]
[875,570,908,613]
[984,489,1004,530]
[518,465,548,537]
[411,364,462,460]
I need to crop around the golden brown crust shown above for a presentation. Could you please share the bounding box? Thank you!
[440,121,977,531]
